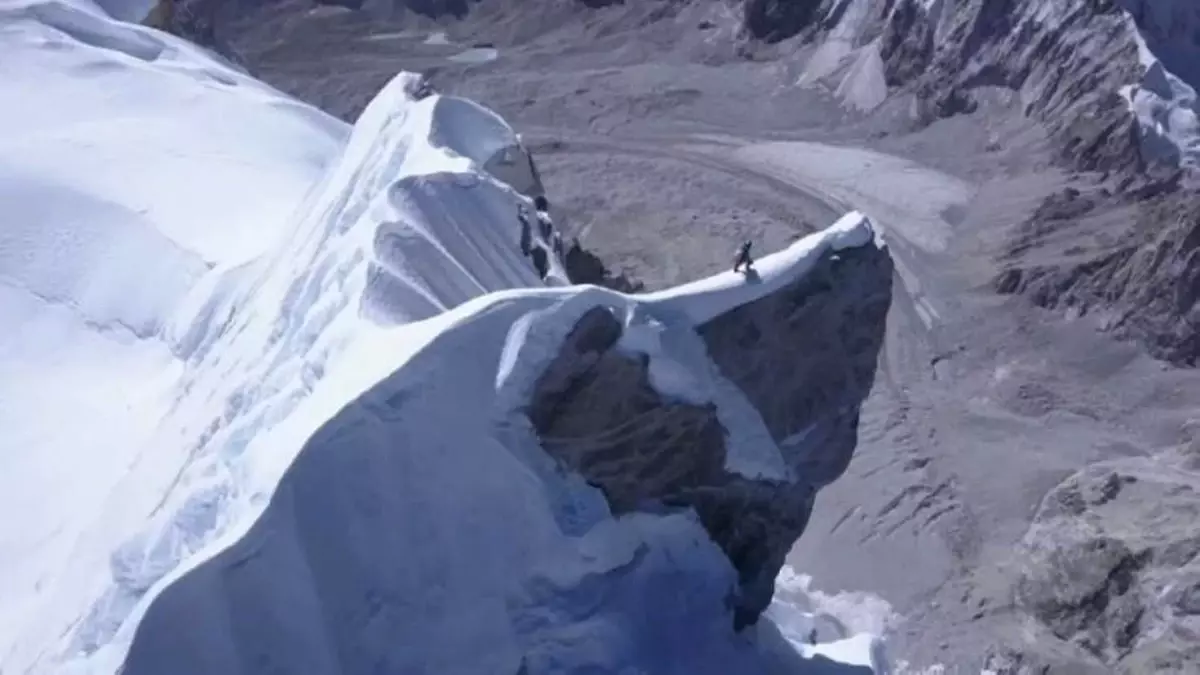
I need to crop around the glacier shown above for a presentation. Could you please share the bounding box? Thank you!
[0,2,898,674]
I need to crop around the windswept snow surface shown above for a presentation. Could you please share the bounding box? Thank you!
[2,3,893,672]
[0,0,344,670]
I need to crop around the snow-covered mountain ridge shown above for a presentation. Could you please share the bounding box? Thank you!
[1,1,896,673]
[122,209,892,675]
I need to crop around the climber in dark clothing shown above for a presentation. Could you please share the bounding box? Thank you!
[517,204,533,256]
[732,239,754,273]
[530,246,549,280]
[533,195,554,241]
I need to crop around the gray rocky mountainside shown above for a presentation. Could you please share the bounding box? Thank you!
[528,242,892,630]
[138,0,1200,671]
[751,0,1200,366]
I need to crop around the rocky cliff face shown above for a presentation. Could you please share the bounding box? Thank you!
[527,241,892,629]
[994,176,1200,366]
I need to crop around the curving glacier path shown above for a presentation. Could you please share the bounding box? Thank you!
[2,2,901,674]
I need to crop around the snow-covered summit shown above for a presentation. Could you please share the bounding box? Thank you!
[1,2,894,673]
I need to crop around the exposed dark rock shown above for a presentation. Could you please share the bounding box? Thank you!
[1016,535,1149,659]
[980,645,1112,675]
[913,84,979,124]
[526,240,893,628]
[319,0,479,18]
[530,246,549,279]
[994,181,1200,366]
[878,0,934,87]
[1117,638,1200,675]
[696,249,891,488]
[1006,457,1200,670]
[145,0,248,64]
[905,0,1146,175]
[562,240,646,293]
[740,0,830,44]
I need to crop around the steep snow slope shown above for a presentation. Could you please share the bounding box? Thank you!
[0,0,345,669]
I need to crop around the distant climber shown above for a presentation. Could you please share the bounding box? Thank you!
[552,231,564,257]
[406,72,435,100]
[733,240,754,273]
[534,195,554,241]
[517,204,533,256]
[530,246,549,280]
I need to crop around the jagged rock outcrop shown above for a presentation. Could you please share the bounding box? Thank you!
[989,445,1200,672]
[561,240,646,293]
[526,241,893,628]
[741,0,825,44]
[994,177,1200,366]
[734,0,1153,172]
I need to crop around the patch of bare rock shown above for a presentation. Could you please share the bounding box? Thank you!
[982,434,1200,673]
[528,238,893,629]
